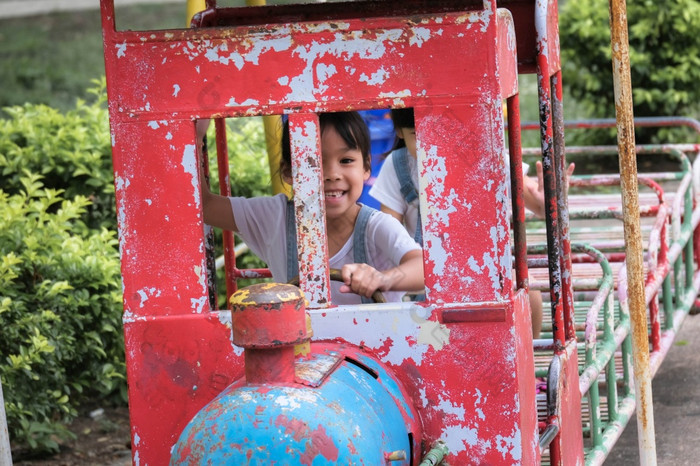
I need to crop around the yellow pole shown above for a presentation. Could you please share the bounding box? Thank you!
[186,0,206,26]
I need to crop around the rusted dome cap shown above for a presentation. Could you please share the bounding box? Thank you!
[229,283,307,348]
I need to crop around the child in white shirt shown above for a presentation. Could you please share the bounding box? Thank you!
[200,112,424,305]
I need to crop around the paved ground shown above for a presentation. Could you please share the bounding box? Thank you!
[604,313,700,465]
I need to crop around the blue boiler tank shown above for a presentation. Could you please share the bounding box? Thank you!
[170,284,420,465]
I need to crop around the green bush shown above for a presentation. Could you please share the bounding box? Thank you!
[560,0,700,144]
[0,174,124,454]
[0,80,115,230]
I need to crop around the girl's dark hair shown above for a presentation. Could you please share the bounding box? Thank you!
[280,111,371,178]
[388,107,415,152]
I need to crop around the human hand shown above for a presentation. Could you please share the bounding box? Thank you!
[339,263,390,298]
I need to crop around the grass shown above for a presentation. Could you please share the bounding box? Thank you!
[0,4,185,113]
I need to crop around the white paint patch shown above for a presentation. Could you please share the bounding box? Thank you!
[145,199,152,206]
[409,27,434,47]
[203,34,292,71]
[284,29,402,101]
[417,319,450,350]
[181,144,200,209]
[436,395,466,418]
[359,67,389,86]
[441,424,479,454]
[425,231,449,277]
[418,387,429,409]
[116,42,127,58]
[172,84,180,97]
[378,89,411,100]
[495,425,522,461]
[225,97,260,107]
[166,132,173,140]
[147,121,160,130]
[278,76,289,85]
[114,175,130,191]
[136,287,160,308]
[190,296,207,314]
[275,387,320,410]
[316,63,337,82]
[311,304,432,365]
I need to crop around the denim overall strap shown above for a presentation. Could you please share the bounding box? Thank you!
[392,148,423,245]
[353,204,377,304]
[285,199,298,282]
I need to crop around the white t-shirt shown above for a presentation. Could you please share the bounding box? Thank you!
[369,151,421,235]
[370,150,529,234]
[230,193,421,305]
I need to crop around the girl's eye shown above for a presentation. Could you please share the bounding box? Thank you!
[340,157,355,164]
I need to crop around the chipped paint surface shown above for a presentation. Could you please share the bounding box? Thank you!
[312,304,432,366]
[100,0,542,463]
[290,115,332,307]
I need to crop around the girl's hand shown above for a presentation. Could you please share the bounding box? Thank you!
[339,263,391,298]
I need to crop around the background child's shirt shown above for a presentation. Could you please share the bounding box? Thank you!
[229,193,421,305]
[370,150,530,234]
[369,150,420,234]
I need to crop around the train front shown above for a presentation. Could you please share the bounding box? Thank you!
[171,283,422,465]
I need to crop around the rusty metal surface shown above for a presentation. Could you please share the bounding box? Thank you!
[608,0,657,462]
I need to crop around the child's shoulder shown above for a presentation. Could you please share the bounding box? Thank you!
[232,192,289,218]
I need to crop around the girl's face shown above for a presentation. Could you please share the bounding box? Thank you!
[397,127,417,159]
[321,125,370,220]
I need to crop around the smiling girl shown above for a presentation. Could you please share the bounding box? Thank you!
[200,111,424,304]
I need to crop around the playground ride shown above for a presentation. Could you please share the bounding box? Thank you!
[98,0,700,464]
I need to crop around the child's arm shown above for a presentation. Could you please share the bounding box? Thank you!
[197,120,238,231]
[201,176,237,231]
[524,161,575,219]
[338,249,424,299]
[380,204,404,224]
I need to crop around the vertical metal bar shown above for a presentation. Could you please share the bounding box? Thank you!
[199,122,219,309]
[289,114,332,308]
[536,50,565,348]
[662,275,673,330]
[215,118,238,302]
[552,70,576,342]
[684,186,694,292]
[604,290,620,423]
[648,295,661,352]
[0,381,11,466]
[588,386,603,448]
[659,220,674,330]
[507,94,528,290]
[608,0,657,463]
[674,246,683,305]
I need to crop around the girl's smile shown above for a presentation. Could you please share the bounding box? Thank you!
[321,125,370,221]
